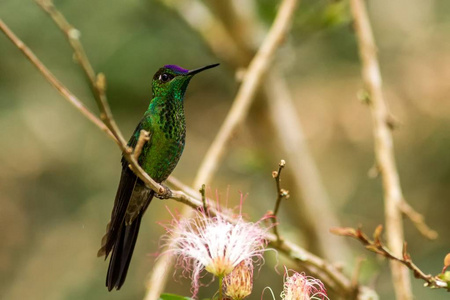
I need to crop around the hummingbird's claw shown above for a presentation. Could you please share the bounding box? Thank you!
[155,184,173,199]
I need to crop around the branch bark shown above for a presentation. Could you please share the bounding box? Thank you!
[331,226,448,290]
[349,0,435,298]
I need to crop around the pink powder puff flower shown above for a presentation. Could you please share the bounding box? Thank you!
[281,268,329,300]
[161,204,269,298]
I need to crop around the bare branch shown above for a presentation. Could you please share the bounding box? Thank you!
[331,226,449,291]
[350,0,436,298]
[264,70,352,263]
[398,200,438,240]
[132,130,150,161]
[271,159,289,243]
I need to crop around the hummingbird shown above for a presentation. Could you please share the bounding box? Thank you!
[98,63,220,291]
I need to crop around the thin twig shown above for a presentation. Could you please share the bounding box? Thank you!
[132,130,150,161]
[199,184,208,214]
[351,256,365,290]
[264,70,352,263]
[331,226,449,291]
[350,0,437,298]
[271,159,289,243]
[398,200,438,240]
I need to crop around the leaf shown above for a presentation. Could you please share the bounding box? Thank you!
[159,293,192,300]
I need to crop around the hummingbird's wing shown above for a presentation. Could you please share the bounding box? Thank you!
[97,123,152,259]
[98,122,155,290]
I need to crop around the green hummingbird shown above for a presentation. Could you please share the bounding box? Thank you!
[98,63,219,291]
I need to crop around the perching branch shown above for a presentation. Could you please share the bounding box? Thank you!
[331,226,449,291]
[350,0,436,298]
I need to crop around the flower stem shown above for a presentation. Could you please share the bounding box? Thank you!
[218,275,224,300]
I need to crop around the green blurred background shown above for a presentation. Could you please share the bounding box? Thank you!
[1,0,449,299]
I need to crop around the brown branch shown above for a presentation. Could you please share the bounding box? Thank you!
[264,70,353,263]
[398,200,438,240]
[199,184,208,214]
[132,130,150,161]
[351,256,365,290]
[350,0,437,298]
[331,226,449,291]
[271,159,289,243]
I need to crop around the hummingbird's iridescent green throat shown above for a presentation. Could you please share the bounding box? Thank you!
[98,63,219,291]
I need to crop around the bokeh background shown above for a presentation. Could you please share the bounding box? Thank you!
[1,0,449,299]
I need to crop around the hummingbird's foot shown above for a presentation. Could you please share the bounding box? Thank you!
[155,184,173,200]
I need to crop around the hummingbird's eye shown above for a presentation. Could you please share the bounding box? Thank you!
[159,73,172,82]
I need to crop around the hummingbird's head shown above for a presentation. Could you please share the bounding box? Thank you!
[152,63,219,99]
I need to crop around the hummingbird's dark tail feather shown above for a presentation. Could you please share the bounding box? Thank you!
[106,212,142,291]
[106,190,154,291]
[98,166,137,259]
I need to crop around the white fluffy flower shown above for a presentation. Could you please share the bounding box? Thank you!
[162,207,268,297]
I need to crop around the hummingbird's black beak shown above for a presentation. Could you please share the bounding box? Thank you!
[186,63,220,76]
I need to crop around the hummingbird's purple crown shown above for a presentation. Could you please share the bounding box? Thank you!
[164,65,189,74]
